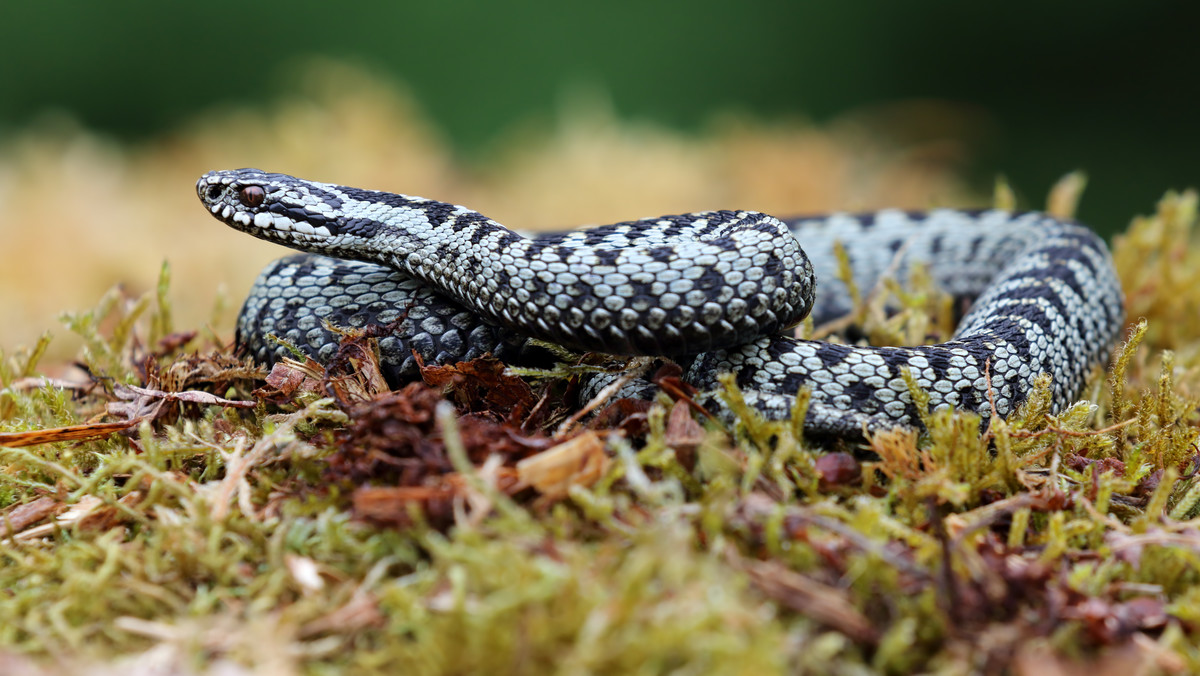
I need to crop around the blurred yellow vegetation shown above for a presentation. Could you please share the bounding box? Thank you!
[0,60,971,365]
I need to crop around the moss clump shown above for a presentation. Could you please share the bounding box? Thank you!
[4,91,1200,673]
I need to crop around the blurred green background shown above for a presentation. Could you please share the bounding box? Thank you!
[1,0,1196,235]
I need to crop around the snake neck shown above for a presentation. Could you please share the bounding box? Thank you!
[198,169,816,356]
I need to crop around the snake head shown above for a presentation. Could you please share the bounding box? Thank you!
[197,168,347,248]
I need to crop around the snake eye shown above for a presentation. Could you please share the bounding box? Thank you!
[239,185,265,208]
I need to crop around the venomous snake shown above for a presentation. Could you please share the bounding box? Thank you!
[197,169,1125,437]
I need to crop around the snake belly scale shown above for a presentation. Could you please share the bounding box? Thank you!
[197,169,1125,437]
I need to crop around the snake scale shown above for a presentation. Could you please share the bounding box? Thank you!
[197,169,1125,437]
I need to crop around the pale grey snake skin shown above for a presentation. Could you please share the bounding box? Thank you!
[197,169,1125,437]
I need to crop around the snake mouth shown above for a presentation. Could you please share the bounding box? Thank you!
[249,217,339,242]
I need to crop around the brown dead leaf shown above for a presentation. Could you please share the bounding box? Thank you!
[1070,597,1167,645]
[589,398,652,436]
[85,351,263,428]
[419,356,538,419]
[516,431,609,503]
[352,484,460,529]
[6,492,141,542]
[732,553,879,645]
[1064,454,1127,477]
[1,496,63,535]
[665,400,705,470]
[76,490,142,531]
[665,400,705,450]
[328,383,550,488]
[322,329,392,401]
[105,382,254,424]
[150,351,267,393]
[651,362,720,421]
[815,452,861,489]
[650,362,690,393]
[253,358,326,402]
[119,383,256,408]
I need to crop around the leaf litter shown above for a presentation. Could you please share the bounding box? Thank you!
[3,174,1200,673]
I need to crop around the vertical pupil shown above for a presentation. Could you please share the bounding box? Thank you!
[240,186,265,207]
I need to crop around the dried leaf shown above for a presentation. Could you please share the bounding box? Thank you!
[516,431,608,501]
[733,555,878,645]
[352,484,459,529]
[105,381,254,425]
[590,399,653,436]
[665,400,705,452]
[323,330,392,400]
[815,452,861,489]
[253,359,325,401]
[116,383,255,408]
[329,383,550,489]
[1,497,62,535]
[420,356,538,417]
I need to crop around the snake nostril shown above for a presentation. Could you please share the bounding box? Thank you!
[205,185,223,202]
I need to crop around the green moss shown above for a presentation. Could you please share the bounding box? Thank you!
[3,182,1200,674]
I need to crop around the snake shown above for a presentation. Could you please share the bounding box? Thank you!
[197,169,1125,437]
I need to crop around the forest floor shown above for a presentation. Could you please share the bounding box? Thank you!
[2,63,1200,675]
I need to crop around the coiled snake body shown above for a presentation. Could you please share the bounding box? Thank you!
[197,169,1125,437]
